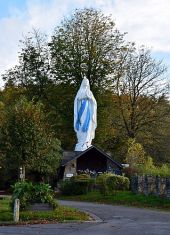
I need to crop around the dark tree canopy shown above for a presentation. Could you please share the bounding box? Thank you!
[50,8,126,90]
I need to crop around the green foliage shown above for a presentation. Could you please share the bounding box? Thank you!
[60,174,95,195]
[44,83,76,150]
[125,138,151,168]
[0,198,13,222]
[96,173,129,195]
[0,198,11,212]
[126,138,146,166]
[32,183,58,208]
[139,164,170,177]
[124,152,170,177]
[96,173,112,195]
[122,167,139,178]
[11,181,58,210]
[0,97,61,179]
[71,174,91,182]
[11,181,33,210]
[58,191,170,211]
[157,164,170,177]
[50,8,126,89]
[125,140,170,176]
[123,140,163,177]
[59,181,86,195]
[0,211,13,222]
[106,175,130,191]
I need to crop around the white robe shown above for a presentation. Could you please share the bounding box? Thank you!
[74,78,97,151]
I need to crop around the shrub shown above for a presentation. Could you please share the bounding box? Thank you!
[32,183,58,209]
[96,173,113,195]
[125,138,150,169]
[60,181,80,195]
[122,167,139,178]
[60,174,95,195]
[96,173,130,195]
[106,175,130,191]
[60,180,89,195]
[11,181,33,210]
[140,164,170,177]
[11,181,58,210]
[71,174,91,182]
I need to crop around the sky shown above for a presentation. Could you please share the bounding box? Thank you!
[0,0,170,87]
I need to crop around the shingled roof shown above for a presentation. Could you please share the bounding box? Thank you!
[62,145,122,169]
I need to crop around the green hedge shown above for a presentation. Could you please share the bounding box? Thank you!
[106,175,130,191]
[71,174,91,182]
[96,173,130,195]
[60,174,95,195]
[60,173,130,196]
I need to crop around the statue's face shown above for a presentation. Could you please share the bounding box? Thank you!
[82,78,89,89]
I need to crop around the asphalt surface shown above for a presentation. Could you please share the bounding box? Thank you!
[0,200,170,235]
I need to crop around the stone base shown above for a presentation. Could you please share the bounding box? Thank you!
[75,142,91,151]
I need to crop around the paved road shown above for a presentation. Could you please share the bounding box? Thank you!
[0,200,170,235]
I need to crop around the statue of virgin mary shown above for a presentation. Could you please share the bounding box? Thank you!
[74,78,97,151]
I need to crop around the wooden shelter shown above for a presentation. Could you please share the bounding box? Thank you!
[59,145,122,180]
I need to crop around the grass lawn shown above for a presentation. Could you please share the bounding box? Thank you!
[58,191,170,211]
[0,197,89,225]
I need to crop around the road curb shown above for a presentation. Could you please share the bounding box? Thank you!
[83,210,103,223]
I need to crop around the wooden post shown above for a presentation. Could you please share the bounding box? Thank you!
[13,199,20,222]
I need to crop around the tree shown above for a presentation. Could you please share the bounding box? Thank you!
[138,100,170,164]
[3,9,127,92]
[50,8,126,90]
[2,29,52,102]
[115,47,169,139]
[0,98,61,180]
[125,138,151,168]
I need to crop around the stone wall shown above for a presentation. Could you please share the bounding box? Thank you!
[131,175,170,199]
[63,159,77,180]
